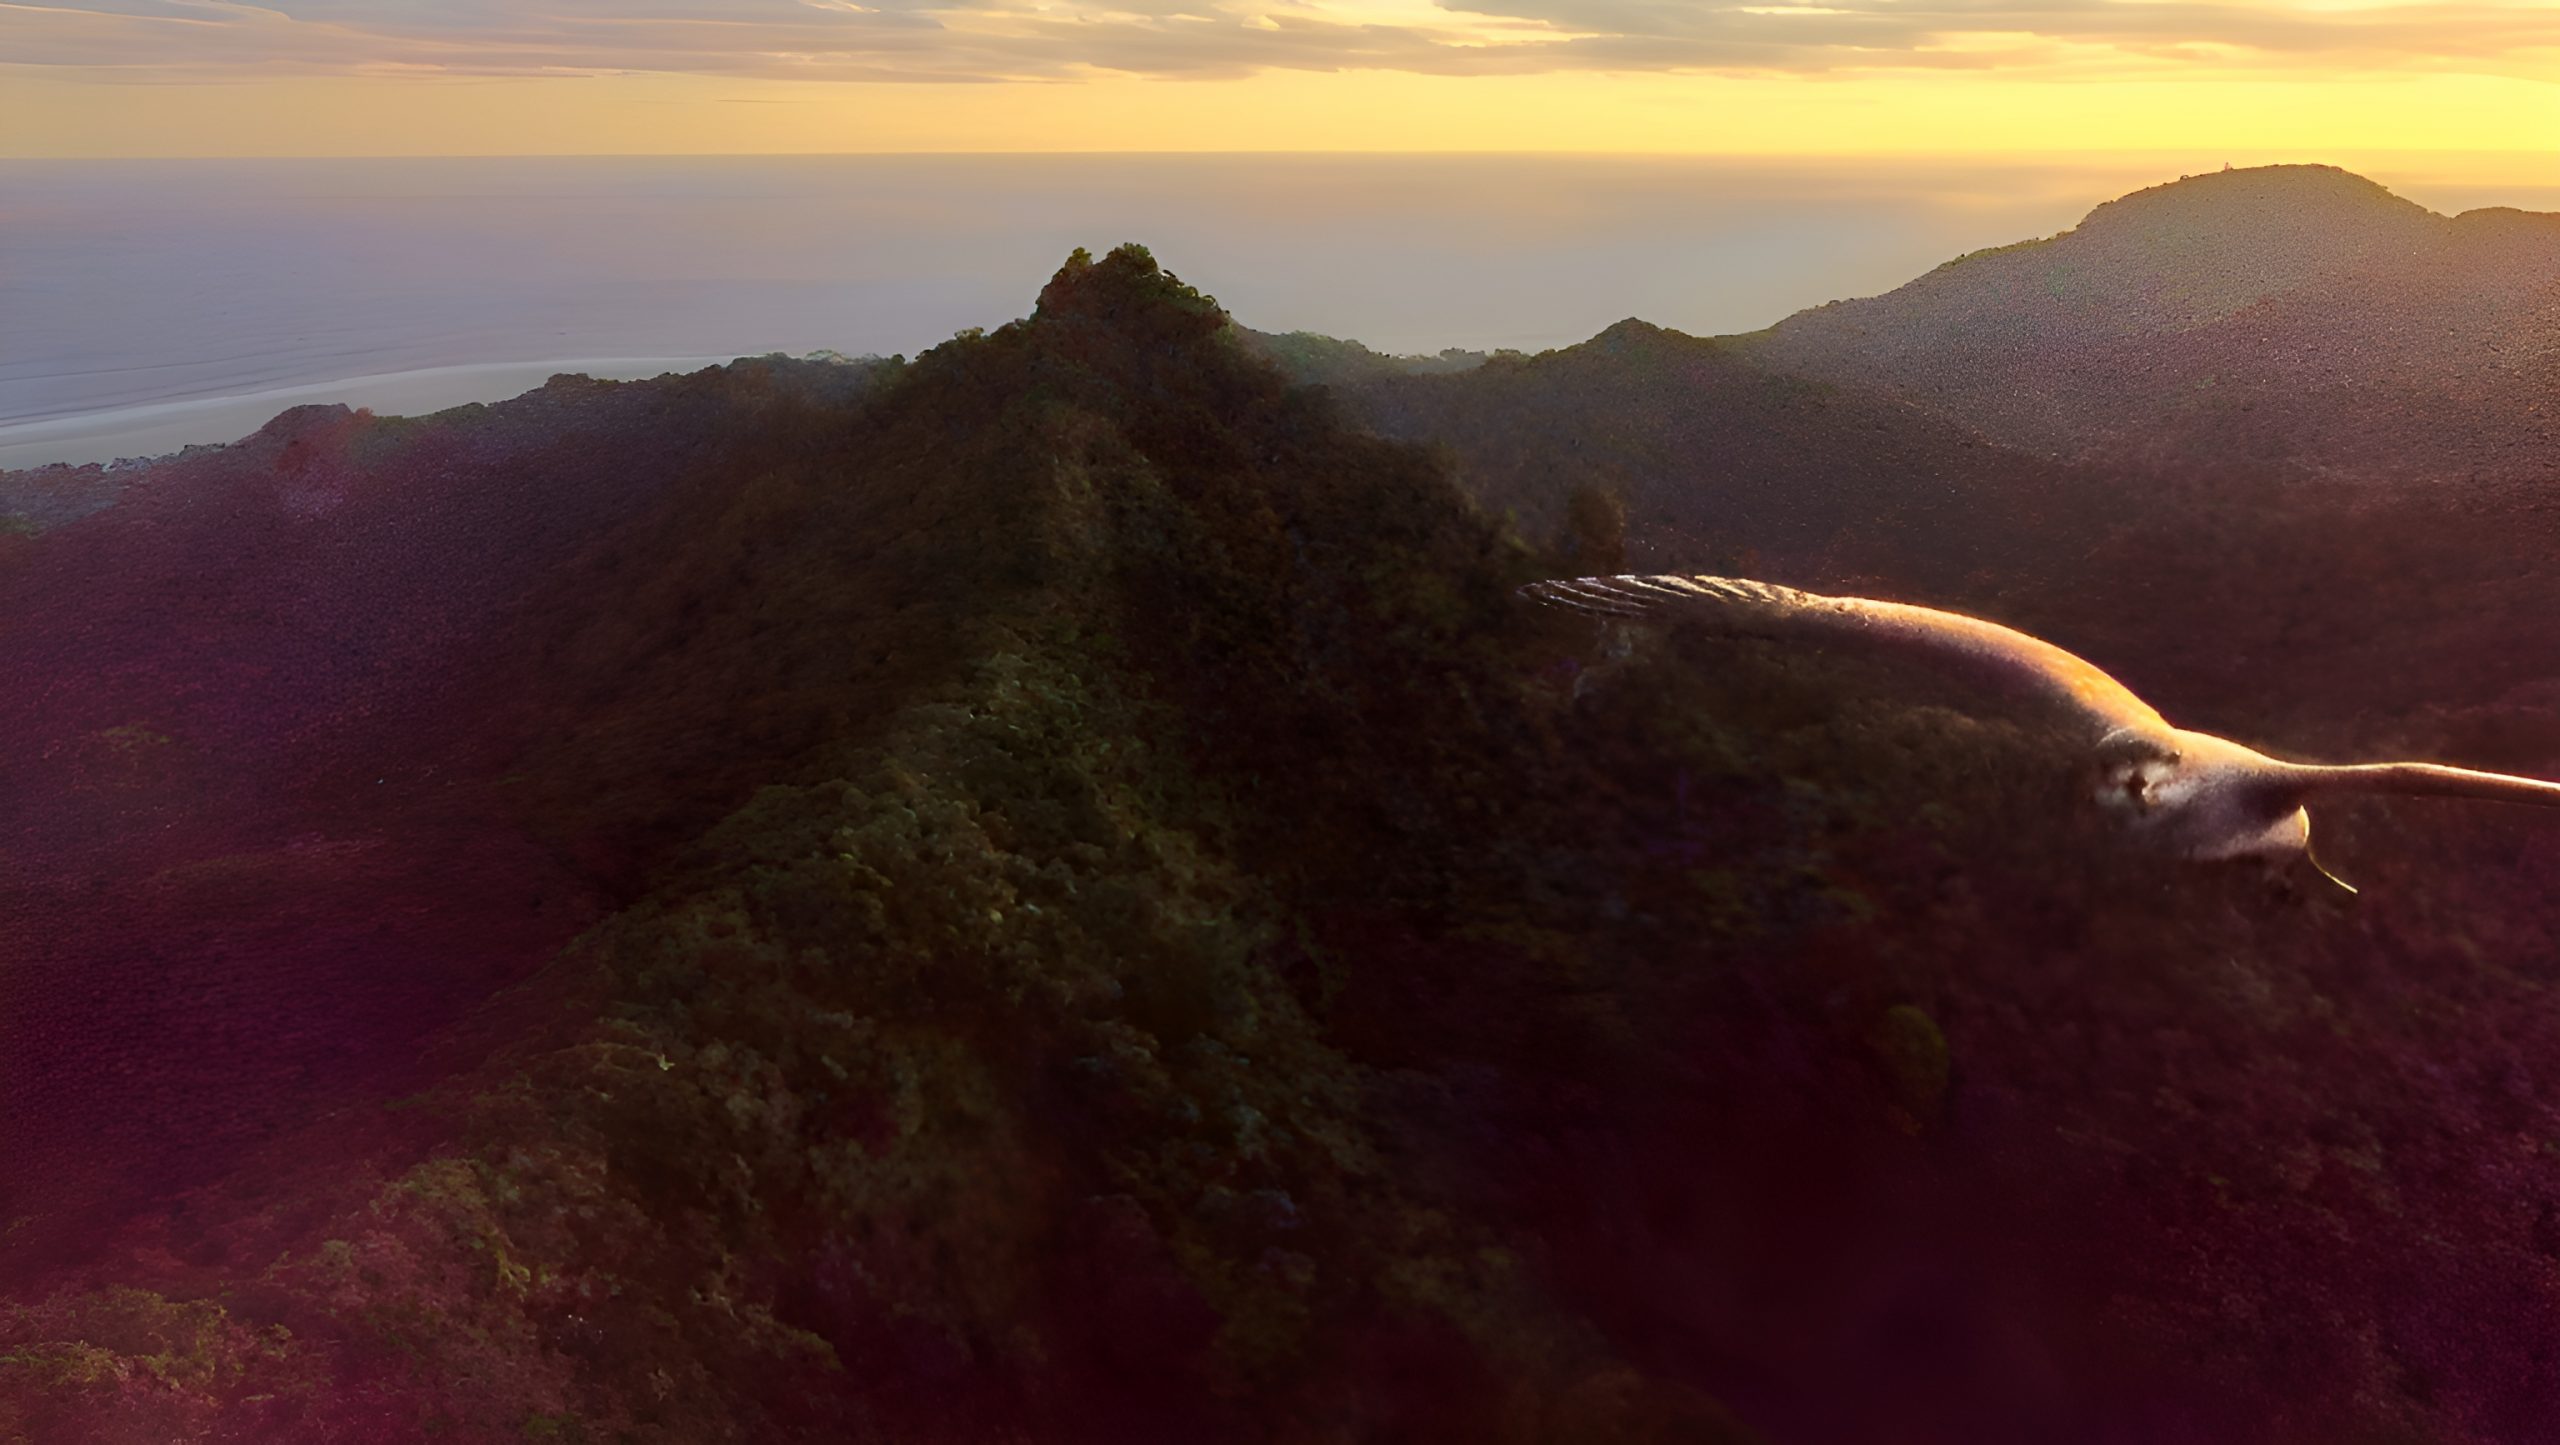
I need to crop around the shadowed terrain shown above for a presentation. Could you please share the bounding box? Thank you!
[4,209,2560,1443]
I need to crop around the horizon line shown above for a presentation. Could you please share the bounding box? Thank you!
[6,146,2556,163]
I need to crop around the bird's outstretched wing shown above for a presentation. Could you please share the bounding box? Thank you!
[2294,761,2560,810]
[1523,574,2168,740]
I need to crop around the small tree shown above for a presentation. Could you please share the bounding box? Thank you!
[1560,483,1626,575]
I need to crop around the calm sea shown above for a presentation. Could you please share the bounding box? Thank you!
[3,153,2546,466]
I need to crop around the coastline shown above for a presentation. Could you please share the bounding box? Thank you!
[0,356,745,472]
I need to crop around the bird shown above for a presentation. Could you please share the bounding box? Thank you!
[1523,573,2560,891]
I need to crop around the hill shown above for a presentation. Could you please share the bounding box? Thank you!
[0,248,1764,1442]
[1748,164,2560,483]
[1316,315,2109,597]
[7,246,2560,1444]
[1230,328,1504,388]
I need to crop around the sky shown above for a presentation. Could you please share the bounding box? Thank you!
[4,0,2560,160]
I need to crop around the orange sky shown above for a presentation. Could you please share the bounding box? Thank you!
[5,1,2560,162]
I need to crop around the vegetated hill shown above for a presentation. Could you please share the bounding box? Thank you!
[1747,164,2560,483]
[9,247,2560,1445]
[1231,327,1504,388]
[0,354,898,1278]
[1319,315,2105,597]
[0,248,1765,1443]
[0,463,124,535]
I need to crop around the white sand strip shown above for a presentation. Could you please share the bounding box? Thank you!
[0,356,744,472]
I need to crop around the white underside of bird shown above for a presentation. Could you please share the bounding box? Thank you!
[1525,573,2560,890]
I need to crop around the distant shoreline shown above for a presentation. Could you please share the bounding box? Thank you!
[0,356,745,472]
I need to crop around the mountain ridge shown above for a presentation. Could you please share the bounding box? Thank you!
[10,162,2550,520]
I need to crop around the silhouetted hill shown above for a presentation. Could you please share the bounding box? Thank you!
[1750,164,2560,482]
[9,243,2560,1445]
[1231,327,1503,388]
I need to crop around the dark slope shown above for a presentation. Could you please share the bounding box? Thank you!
[0,357,912,1282]
[1746,164,2560,482]
[9,247,2560,1445]
[1319,315,2101,596]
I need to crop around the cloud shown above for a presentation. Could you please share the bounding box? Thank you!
[5,0,2559,81]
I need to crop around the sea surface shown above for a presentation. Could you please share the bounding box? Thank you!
[4,152,2547,468]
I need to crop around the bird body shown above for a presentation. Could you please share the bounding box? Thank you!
[1526,573,2560,885]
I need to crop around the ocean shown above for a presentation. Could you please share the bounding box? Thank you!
[3,152,2545,468]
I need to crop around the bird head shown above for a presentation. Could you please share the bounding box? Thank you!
[2089,727,2320,868]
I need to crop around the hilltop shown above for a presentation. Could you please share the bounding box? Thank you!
[1746,163,2560,481]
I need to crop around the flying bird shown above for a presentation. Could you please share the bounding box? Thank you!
[1524,574,2560,890]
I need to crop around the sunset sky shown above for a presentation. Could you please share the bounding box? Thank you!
[4,0,2559,161]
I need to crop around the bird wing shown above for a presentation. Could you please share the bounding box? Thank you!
[1524,574,2169,739]
[2292,761,2560,809]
